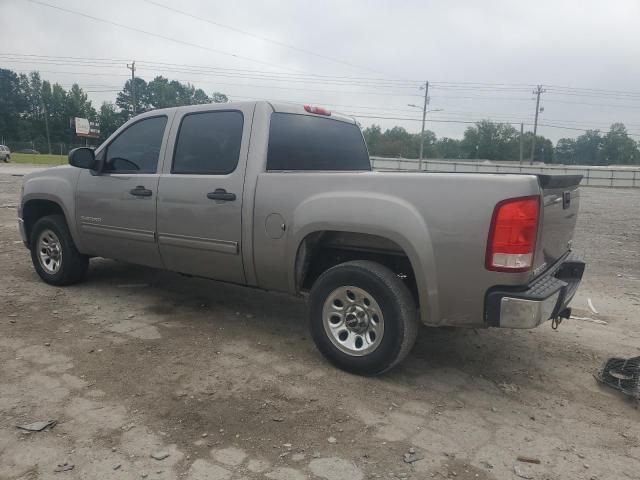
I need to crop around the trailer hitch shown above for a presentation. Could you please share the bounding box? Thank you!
[551,307,572,330]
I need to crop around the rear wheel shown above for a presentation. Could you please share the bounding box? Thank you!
[309,260,419,375]
[30,215,89,286]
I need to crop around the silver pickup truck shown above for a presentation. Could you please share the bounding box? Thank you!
[18,101,585,375]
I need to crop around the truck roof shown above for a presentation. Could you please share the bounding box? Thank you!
[166,101,357,125]
[267,101,358,124]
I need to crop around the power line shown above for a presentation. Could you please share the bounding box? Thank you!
[7,52,640,103]
[0,53,423,84]
[8,52,640,101]
[0,55,421,88]
[5,66,425,98]
[23,0,306,74]
[139,0,388,76]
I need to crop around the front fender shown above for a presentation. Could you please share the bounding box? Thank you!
[288,191,439,325]
[21,167,83,250]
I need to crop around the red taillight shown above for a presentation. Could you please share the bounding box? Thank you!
[486,196,540,272]
[304,105,331,116]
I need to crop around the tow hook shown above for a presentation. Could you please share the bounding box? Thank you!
[551,307,572,330]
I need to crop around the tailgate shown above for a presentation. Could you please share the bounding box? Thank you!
[534,175,582,273]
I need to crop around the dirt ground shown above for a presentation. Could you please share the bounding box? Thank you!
[1,168,639,480]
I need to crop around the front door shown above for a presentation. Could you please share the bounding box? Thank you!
[157,106,252,284]
[76,114,171,267]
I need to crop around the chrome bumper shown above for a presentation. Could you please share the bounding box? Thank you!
[485,253,585,329]
[499,292,561,329]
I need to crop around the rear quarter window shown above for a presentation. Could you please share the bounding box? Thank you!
[266,113,370,171]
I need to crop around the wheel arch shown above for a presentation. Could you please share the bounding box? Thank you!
[292,225,438,325]
[21,196,76,248]
[288,191,439,325]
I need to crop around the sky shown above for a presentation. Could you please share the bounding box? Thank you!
[1,0,640,142]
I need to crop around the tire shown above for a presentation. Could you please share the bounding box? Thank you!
[309,260,419,376]
[30,214,89,286]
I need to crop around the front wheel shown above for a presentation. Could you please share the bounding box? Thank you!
[309,260,419,376]
[30,214,89,286]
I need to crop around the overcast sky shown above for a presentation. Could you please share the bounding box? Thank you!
[2,0,640,142]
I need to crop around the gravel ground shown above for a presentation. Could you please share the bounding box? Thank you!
[0,170,639,480]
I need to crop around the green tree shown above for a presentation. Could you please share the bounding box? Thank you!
[554,138,577,164]
[65,84,96,121]
[46,83,71,143]
[0,68,232,146]
[142,76,221,110]
[98,102,125,140]
[146,76,178,109]
[0,68,26,140]
[601,123,639,165]
[526,133,553,163]
[192,88,211,104]
[363,125,436,158]
[574,130,603,165]
[16,72,45,140]
[363,125,383,154]
[434,137,462,159]
[116,77,149,117]
[460,121,520,160]
[211,92,229,103]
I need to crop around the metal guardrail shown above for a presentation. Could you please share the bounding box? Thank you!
[370,157,640,188]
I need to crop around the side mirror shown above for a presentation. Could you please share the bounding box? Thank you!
[68,147,96,170]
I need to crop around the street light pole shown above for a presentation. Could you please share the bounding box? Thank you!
[127,61,137,116]
[530,85,545,164]
[408,98,443,172]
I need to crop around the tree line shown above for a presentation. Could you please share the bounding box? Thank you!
[1,67,639,165]
[363,120,640,165]
[0,68,228,149]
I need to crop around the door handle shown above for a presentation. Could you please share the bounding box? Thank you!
[207,189,236,201]
[129,185,153,197]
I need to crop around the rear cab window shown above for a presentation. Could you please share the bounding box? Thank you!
[266,113,370,171]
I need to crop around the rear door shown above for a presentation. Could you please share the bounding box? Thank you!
[76,114,171,267]
[156,105,253,283]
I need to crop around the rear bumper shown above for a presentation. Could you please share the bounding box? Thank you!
[485,253,585,329]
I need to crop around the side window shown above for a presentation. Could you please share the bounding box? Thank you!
[105,116,167,173]
[172,111,244,175]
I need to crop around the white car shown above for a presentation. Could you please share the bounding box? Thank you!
[0,145,10,162]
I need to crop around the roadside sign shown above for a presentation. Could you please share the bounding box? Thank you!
[71,117,100,138]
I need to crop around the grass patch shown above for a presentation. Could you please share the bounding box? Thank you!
[9,153,68,165]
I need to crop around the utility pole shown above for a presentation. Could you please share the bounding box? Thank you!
[127,61,136,115]
[42,101,52,155]
[530,85,545,164]
[418,80,429,170]
[519,122,524,164]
